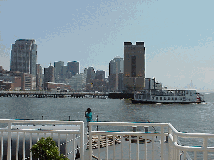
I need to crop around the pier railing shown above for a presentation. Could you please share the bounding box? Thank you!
[88,122,214,160]
[0,119,84,160]
[0,120,213,160]
[168,123,214,160]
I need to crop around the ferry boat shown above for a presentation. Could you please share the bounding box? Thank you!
[132,89,205,104]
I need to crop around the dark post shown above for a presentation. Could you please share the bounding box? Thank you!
[69,116,70,121]
[42,116,43,120]
[97,115,98,131]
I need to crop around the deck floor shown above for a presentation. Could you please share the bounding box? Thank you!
[83,135,169,160]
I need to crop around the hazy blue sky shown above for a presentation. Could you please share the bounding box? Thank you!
[0,0,213,91]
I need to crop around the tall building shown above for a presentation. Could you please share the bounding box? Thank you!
[60,66,67,82]
[86,67,95,83]
[84,68,88,74]
[67,61,80,78]
[95,70,105,81]
[68,73,86,91]
[124,42,145,92]
[36,64,43,90]
[10,39,37,76]
[118,73,124,92]
[108,56,124,92]
[54,61,64,83]
[44,64,55,89]
[109,56,124,75]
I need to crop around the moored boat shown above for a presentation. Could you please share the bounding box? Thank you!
[132,89,205,104]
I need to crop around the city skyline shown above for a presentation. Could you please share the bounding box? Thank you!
[0,0,213,92]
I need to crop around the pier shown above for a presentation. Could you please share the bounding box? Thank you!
[0,91,134,99]
[0,91,108,99]
[0,119,213,160]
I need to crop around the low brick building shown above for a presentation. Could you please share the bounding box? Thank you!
[0,80,14,90]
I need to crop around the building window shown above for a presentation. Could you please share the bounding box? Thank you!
[175,97,177,100]
[131,55,136,77]
[156,97,158,100]
[168,97,170,100]
[160,97,162,100]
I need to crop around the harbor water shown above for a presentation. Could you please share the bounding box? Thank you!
[0,92,214,159]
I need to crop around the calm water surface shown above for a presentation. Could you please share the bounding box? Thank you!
[0,93,213,134]
[0,93,214,159]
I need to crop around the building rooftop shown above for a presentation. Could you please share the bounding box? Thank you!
[16,39,35,41]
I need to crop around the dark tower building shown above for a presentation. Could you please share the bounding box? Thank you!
[123,42,145,92]
[54,61,64,82]
[44,64,55,89]
[67,61,80,78]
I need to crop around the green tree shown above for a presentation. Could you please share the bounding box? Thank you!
[30,137,69,160]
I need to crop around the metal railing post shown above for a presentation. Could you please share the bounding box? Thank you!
[161,126,164,160]
[30,133,32,160]
[136,135,139,160]
[173,133,177,159]
[98,135,101,160]
[23,132,25,160]
[80,122,84,160]
[89,123,92,160]
[7,121,12,160]
[144,135,147,160]
[203,137,208,160]
[1,131,3,160]
[73,134,75,160]
[16,132,19,160]
[152,136,154,160]
[106,135,108,160]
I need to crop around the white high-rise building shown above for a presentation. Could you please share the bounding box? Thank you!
[109,56,124,75]
[108,56,124,91]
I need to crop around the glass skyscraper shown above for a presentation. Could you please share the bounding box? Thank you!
[10,39,37,76]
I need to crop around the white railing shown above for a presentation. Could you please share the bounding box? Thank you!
[0,120,213,160]
[89,122,168,160]
[88,122,214,160]
[0,119,84,160]
[168,123,214,160]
